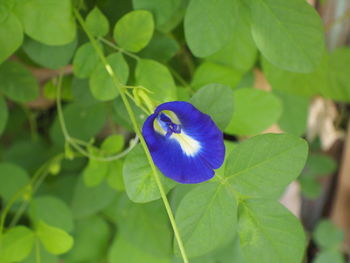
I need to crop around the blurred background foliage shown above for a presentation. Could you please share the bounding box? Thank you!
[0,0,350,262]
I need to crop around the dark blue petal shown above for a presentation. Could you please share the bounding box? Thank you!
[142,101,225,184]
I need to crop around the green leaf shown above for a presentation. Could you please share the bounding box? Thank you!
[132,0,187,32]
[22,242,58,263]
[101,134,125,155]
[37,221,74,255]
[22,37,77,70]
[225,133,308,198]
[247,0,324,73]
[0,162,29,202]
[207,2,257,73]
[64,216,111,263]
[123,145,175,203]
[313,219,344,250]
[139,32,179,63]
[135,58,176,102]
[108,235,170,263]
[0,10,23,63]
[0,61,39,103]
[50,102,107,146]
[328,47,350,101]
[0,96,8,135]
[274,90,309,136]
[89,52,129,101]
[303,154,337,178]
[225,88,282,136]
[117,197,172,257]
[190,83,234,130]
[238,200,305,263]
[29,195,74,233]
[86,7,109,37]
[106,160,125,191]
[0,226,34,262]
[184,0,237,57]
[313,250,345,263]
[14,0,76,45]
[83,159,109,187]
[73,43,100,78]
[191,62,242,90]
[114,10,154,52]
[175,182,237,258]
[71,177,116,219]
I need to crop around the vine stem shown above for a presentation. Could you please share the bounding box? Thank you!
[74,9,189,263]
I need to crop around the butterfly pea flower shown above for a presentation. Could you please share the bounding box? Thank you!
[142,101,225,184]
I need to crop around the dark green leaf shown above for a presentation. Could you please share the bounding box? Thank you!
[0,61,39,102]
[313,219,344,250]
[0,95,8,135]
[22,37,77,69]
[190,84,234,130]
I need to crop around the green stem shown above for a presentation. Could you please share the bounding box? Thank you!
[74,9,189,263]
[99,37,140,61]
[35,238,41,263]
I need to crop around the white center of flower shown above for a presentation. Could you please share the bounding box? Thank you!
[153,110,201,157]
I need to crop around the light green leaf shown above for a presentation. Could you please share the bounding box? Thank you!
[207,2,257,73]
[89,52,129,101]
[0,96,8,135]
[238,200,305,263]
[225,88,282,136]
[64,216,110,263]
[123,145,175,203]
[191,62,242,90]
[22,37,77,70]
[71,177,116,219]
[108,235,170,263]
[247,0,324,73]
[101,134,125,155]
[0,10,23,63]
[190,84,234,130]
[86,7,109,37]
[135,58,176,102]
[0,162,29,202]
[313,219,344,250]
[225,133,308,198]
[313,251,345,263]
[114,10,154,52]
[37,221,74,255]
[106,160,125,191]
[0,61,39,103]
[184,0,237,57]
[132,0,187,32]
[273,90,309,136]
[73,43,99,78]
[50,102,107,146]
[14,0,76,45]
[117,197,172,257]
[29,195,74,233]
[175,182,237,258]
[0,226,34,262]
[83,159,109,187]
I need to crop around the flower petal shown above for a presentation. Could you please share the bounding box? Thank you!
[142,101,225,184]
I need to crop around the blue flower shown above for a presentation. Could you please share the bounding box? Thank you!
[142,101,225,184]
